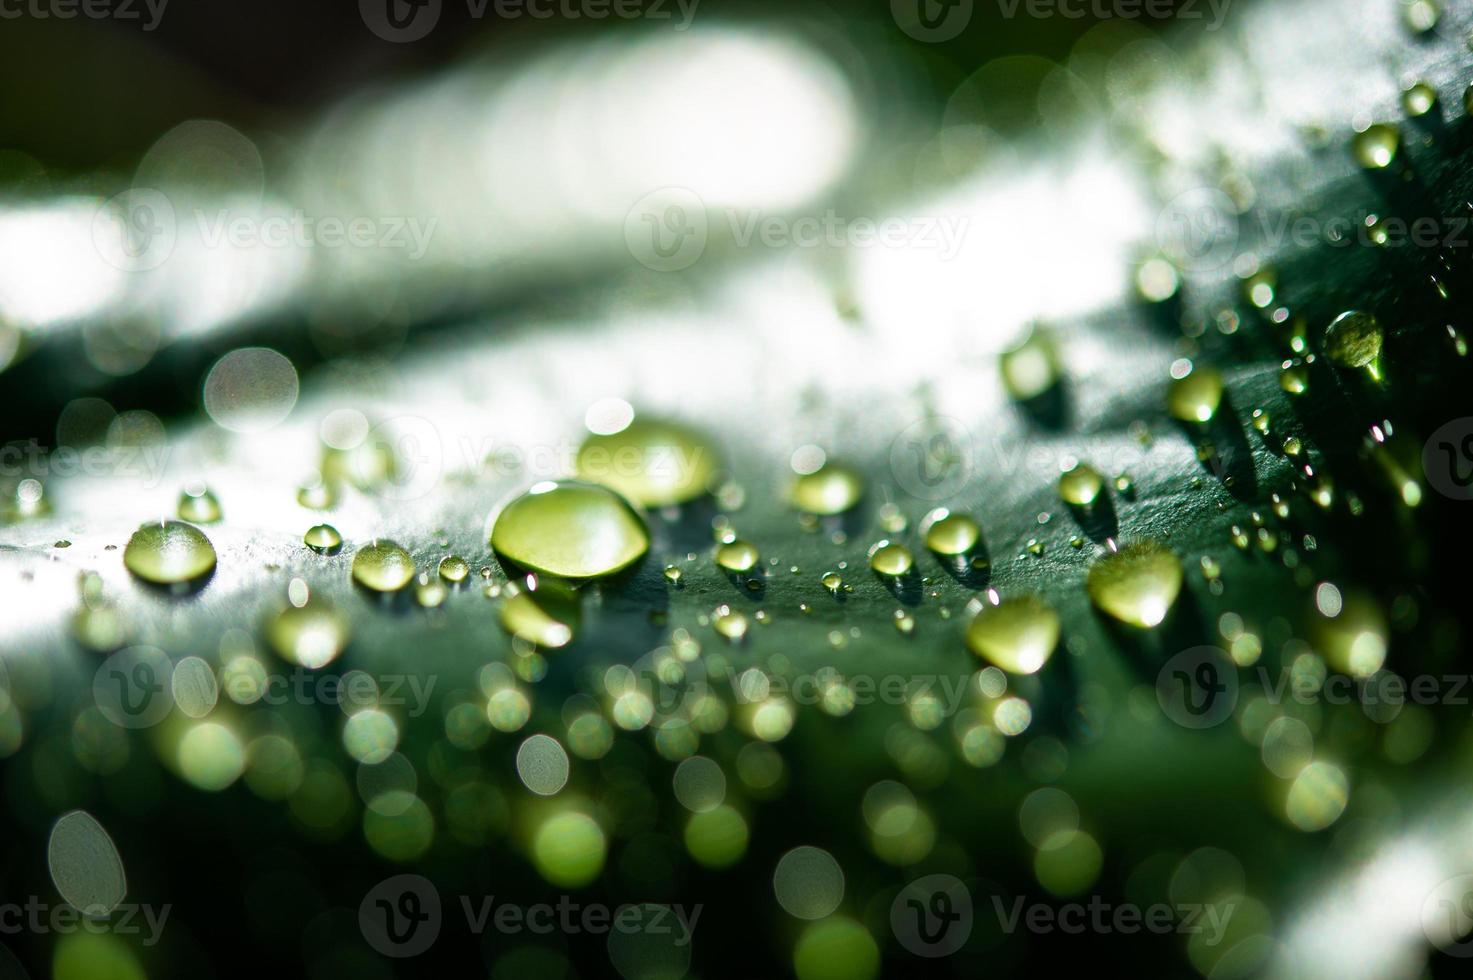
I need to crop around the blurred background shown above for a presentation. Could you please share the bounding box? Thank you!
[6,1,1473,979]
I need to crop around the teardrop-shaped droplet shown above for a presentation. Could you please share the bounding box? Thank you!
[266,594,350,668]
[1166,367,1223,423]
[499,576,580,649]
[123,521,217,586]
[1322,310,1383,369]
[920,509,980,556]
[351,540,415,592]
[490,481,649,579]
[965,594,1059,674]
[790,463,864,516]
[1086,540,1183,628]
[1000,327,1062,401]
[575,417,719,508]
[176,486,222,524]
[303,523,342,554]
[715,540,760,573]
[1058,463,1104,507]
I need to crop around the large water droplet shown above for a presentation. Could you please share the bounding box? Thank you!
[965,594,1059,674]
[491,481,649,579]
[1086,540,1183,628]
[1352,124,1400,170]
[303,524,342,554]
[123,521,217,586]
[351,540,415,592]
[576,417,718,507]
[868,540,914,577]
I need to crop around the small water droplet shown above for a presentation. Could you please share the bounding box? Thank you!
[868,540,914,577]
[664,564,683,585]
[790,462,864,516]
[1058,463,1104,508]
[713,605,748,642]
[438,555,469,583]
[1352,123,1400,170]
[303,524,343,554]
[715,540,760,573]
[1166,365,1224,423]
[176,485,222,524]
[1323,310,1383,371]
[415,572,447,608]
[266,595,349,668]
[499,576,579,649]
[1000,327,1062,401]
[920,508,980,556]
[1402,80,1438,118]
[821,571,843,595]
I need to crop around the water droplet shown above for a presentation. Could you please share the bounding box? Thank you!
[868,540,914,577]
[920,509,980,556]
[713,605,748,641]
[715,540,760,573]
[1323,311,1383,370]
[1136,257,1179,303]
[965,594,1059,675]
[490,481,649,579]
[663,564,683,585]
[176,485,222,523]
[1000,327,1062,401]
[893,610,915,635]
[296,480,337,510]
[1086,540,1183,628]
[1166,365,1224,423]
[438,554,469,583]
[575,418,718,507]
[266,595,349,668]
[1251,409,1271,435]
[790,462,864,516]
[415,572,447,608]
[821,571,843,594]
[1280,362,1309,395]
[351,540,415,592]
[1352,124,1400,170]
[1313,590,1387,678]
[1402,80,1438,117]
[1403,0,1440,34]
[1058,463,1104,507]
[303,524,342,554]
[8,478,51,520]
[499,576,579,649]
[877,503,907,533]
[123,521,217,586]
[1025,538,1045,556]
